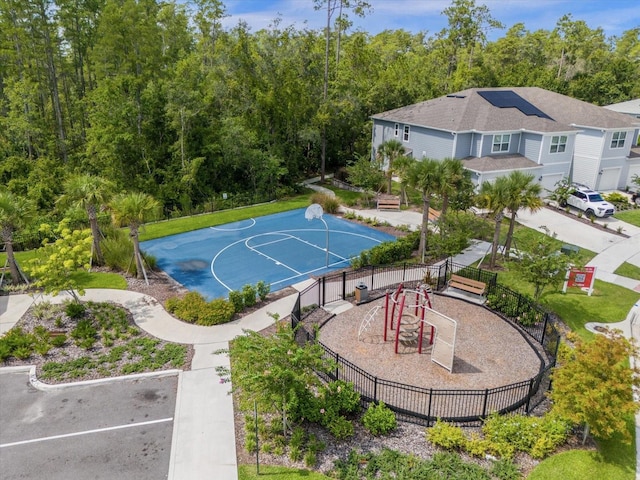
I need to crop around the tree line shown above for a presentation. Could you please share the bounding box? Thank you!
[1,0,638,218]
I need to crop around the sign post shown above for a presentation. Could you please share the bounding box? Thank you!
[563,266,596,296]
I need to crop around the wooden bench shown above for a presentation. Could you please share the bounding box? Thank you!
[377,195,401,210]
[448,274,486,297]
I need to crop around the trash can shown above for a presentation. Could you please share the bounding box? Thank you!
[355,283,368,303]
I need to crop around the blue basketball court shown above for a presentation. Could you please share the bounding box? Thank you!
[141,208,396,300]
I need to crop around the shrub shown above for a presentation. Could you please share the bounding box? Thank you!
[171,291,207,323]
[166,292,235,326]
[327,415,354,440]
[71,318,98,350]
[256,281,270,301]
[322,196,340,214]
[50,334,67,348]
[32,301,56,320]
[242,284,257,308]
[481,412,569,459]
[323,380,361,416]
[65,301,86,319]
[362,401,397,435]
[0,327,36,361]
[490,458,522,480]
[198,299,235,326]
[466,433,492,457]
[101,228,156,274]
[354,231,419,267]
[426,419,467,450]
[228,290,244,313]
[101,229,134,272]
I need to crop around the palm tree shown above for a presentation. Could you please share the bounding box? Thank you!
[393,155,415,206]
[476,177,509,269]
[407,158,442,262]
[58,174,115,266]
[109,192,159,280]
[503,171,543,257]
[377,139,405,194]
[438,158,467,218]
[0,190,34,285]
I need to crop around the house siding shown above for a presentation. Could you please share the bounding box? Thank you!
[573,129,604,188]
[481,132,521,157]
[454,133,472,158]
[411,127,454,160]
[539,134,575,167]
[521,133,542,162]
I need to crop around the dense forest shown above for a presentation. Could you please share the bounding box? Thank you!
[1,0,639,217]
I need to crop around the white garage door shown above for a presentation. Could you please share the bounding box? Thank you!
[598,168,621,191]
[539,173,564,197]
[627,165,640,187]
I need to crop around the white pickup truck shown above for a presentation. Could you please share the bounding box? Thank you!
[560,185,615,218]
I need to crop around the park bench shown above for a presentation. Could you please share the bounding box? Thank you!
[376,195,401,210]
[447,274,486,300]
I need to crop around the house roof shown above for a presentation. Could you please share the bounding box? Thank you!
[604,98,640,116]
[372,87,639,133]
[462,154,541,173]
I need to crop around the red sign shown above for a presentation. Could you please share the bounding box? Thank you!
[567,267,596,288]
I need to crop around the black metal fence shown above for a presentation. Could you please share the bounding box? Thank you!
[291,259,557,426]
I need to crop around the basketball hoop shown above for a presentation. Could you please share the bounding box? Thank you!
[305,203,324,220]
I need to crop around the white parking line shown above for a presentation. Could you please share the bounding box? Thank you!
[0,417,173,448]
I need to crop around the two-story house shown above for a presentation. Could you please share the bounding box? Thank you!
[371,87,640,194]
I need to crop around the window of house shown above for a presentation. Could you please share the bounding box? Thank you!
[611,131,626,149]
[403,125,410,142]
[394,123,399,137]
[492,134,510,152]
[550,135,567,153]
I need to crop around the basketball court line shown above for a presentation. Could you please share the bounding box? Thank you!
[209,218,256,231]
[211,229,364,293]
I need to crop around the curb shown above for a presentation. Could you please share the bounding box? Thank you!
[0,364,182,391]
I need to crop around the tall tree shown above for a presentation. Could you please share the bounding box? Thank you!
[502,171,542,257]
[57,174,115,266]
[109,192,159,279]
[313,0,371,181]
[438,158,468,217]
[550,332,640,444]
[407,158,442,262]
[476,177,509,269]
[439,0,503,80]
[0,190,33,285]
[376,139,405,194]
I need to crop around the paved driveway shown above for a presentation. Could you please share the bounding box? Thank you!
[0,370,177,480]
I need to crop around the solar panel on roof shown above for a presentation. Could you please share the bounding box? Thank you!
[478,90,553,120]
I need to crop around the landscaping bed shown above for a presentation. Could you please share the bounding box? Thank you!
[0,292,192,383]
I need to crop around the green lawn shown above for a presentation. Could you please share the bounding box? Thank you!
[529,415,636,480]
[238,465,330,479]
[615,262,640,281]
[139,193,312,241]
[615,208,640,228]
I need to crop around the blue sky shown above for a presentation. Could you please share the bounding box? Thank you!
[220,0,640,41]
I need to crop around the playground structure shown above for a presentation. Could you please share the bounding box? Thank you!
[359,283,458,372]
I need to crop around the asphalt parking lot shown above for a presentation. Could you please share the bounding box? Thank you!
[0,370,178,480]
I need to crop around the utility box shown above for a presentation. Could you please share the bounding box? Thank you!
[561,244,579,256]
[355,283,368,303]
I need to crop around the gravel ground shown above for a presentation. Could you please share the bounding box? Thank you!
[319,294,542,390]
